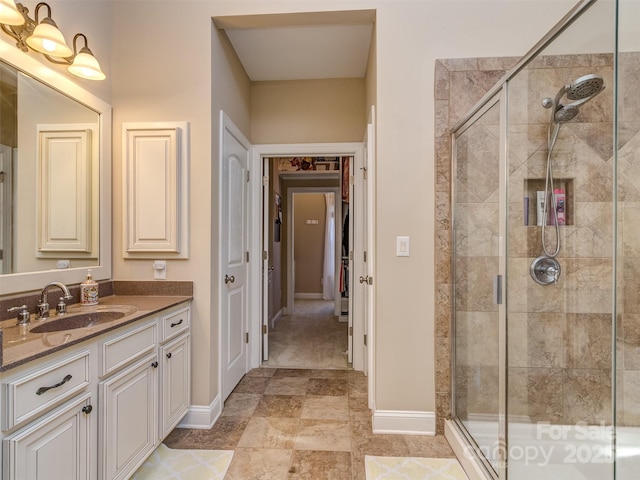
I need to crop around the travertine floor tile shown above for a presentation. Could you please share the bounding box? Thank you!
[265,376,310,395]
[237,417,300,449]
[307,377,348,396]
[294,419,352,452]
[288,450,352,479]
[224,447,292,480]
[164,299,456,478]
[301,395,350,421]
[222,393,262,417]
[254,395,305,418]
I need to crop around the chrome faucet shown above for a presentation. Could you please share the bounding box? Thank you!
[37,282,73,319]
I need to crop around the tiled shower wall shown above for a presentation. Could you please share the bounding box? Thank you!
[434,56,519,434]
[434,53,640,433]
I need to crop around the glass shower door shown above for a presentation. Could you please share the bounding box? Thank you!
[505,1,616,478]
[452,96,503,476]
[616,0,640,477]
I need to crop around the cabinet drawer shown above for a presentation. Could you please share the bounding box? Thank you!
[99,320,157,377]
[160,306,190,343]
[3,350,91,431]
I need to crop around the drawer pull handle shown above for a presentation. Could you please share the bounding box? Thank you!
[170,319,183,328]
[82,405,93,414]
[36,374,72,395]
[152,361,159,368]
[166,352,172,359]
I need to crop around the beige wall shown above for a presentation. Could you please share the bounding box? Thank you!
[29,1,112,103]
[110,2,252,406]
[2,0,578,418]
[110,0,576,416]
[251,78,366,143]
[293,193,326,294]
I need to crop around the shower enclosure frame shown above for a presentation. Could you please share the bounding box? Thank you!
[450,90,508,479]
[447,0,619,479]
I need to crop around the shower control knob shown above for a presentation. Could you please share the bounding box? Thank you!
[530,256,561,285]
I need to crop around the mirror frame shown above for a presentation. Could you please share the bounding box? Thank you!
[0,39,111,295]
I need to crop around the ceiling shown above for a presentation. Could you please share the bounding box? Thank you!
[215,11,375,82]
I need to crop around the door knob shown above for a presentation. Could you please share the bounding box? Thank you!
[359,275,368,284]
[224,274,235,284]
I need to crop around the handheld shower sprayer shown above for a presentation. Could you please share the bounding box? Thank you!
[532,74,605,285]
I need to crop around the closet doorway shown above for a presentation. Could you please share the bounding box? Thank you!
[261,154,353,369]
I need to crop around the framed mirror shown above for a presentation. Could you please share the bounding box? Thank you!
[0,41,111,295]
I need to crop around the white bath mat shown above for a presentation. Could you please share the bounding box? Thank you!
[365,455,469,480]
[131,443,234,480]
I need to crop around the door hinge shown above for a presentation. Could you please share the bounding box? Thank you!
[362,167,368,180]
[262,175,268,186]
[246,251,250,262]
[246,170,250,182]
[262,325,267,334]
[349,326,353,336]
[263,250,268,261]
[364,251,367,262]
[364,334,367,346]
[349,251,353,261]
[245,332,249,343]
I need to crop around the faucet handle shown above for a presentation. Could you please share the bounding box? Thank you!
[7,305,30,325]
[57,297,69,315]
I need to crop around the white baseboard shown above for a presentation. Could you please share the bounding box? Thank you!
[372,409,436,435]
[294,293,323,299]
[177,395,222,429]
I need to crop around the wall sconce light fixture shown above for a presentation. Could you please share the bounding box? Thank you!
[0,1,105,80]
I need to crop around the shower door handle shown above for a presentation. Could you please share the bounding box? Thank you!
[493,275,503,305]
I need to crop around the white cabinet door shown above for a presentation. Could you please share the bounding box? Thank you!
[3,392,93,480]
[160,333,190,439]
[99,353,158,480]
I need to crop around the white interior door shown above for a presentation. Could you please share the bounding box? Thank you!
[364,107,376,405]
[220,112,251,400]
[262,157,270,361]
[355,107,375,408]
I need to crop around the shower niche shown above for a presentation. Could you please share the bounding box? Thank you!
[524,178,574,226]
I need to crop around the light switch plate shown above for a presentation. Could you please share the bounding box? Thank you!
[396,236,410,257]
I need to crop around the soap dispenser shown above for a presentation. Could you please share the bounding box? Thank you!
[80,269,99,306]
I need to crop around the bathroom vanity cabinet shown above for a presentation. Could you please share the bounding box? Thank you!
[0,301,191,480]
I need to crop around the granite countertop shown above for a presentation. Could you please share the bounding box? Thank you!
[0,294,191,372]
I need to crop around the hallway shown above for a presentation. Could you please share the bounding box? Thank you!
[164,368,455,479]
[263,299,349,370]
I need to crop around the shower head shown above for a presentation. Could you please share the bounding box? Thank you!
[554,104,580,123]
[547,73,605,124]
[566,74,605,101]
